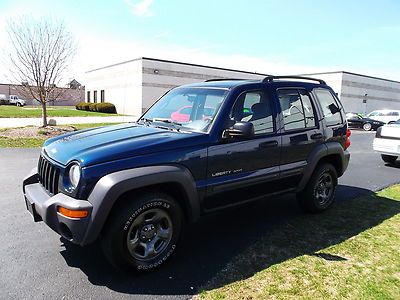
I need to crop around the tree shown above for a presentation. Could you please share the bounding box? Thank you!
[7,17,76,126]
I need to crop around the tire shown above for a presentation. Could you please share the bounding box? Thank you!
[16,102,21,107]
[381,154,397,164]
[297,163,338,213]
[101,191,183,273]
[363,123,372,131]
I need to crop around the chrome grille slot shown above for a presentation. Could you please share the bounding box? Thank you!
[38,155,60,195]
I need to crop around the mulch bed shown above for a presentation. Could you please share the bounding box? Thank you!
[0,126,77,139]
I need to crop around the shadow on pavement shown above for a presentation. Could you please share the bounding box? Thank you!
[60,184,400,296]
[384,161,400,169]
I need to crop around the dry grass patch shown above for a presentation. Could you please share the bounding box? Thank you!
[0,123,120,147]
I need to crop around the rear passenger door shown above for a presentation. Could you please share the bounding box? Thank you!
[277,88,324,187]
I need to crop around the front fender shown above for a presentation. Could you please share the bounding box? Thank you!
[81,165,199,245]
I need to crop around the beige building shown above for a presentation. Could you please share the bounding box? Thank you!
[300,71,400,114]
[84,57,267,116]
[85,57,400,116]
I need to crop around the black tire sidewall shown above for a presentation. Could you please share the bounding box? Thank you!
[300,163,338,213]
[103,193,183,272]
[381,154,397,164]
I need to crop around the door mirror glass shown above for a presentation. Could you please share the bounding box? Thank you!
[223,122,254,139]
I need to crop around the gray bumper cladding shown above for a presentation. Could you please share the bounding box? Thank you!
[23,171,93,245]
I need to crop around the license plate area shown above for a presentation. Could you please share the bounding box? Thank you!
[25,197,42,222]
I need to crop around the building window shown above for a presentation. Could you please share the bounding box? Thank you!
[87,91,91,103]
[100,90,105,103]
[94,90,97,103]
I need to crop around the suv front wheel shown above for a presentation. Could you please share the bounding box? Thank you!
[297,163,338,213]
[102,192,183,272]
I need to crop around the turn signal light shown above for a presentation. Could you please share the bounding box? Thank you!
[58,207,89,218]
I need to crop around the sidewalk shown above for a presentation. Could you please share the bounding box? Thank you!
[0,115,138,128]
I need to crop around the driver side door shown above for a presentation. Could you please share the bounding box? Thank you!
[205,89,282,210]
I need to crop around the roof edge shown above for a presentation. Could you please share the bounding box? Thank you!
[298,71,400,84]
[85,56,269,76]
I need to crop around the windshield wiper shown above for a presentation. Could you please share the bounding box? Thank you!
[153,118,182,131]
[139,117,153,126]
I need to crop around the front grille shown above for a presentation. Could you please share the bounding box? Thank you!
[38,155,60,195]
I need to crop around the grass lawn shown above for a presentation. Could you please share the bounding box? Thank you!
[0,123,120,148]
[0,105,118,117]
[198,185,400,300]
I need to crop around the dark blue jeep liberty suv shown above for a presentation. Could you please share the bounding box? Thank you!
[23,76,350,272]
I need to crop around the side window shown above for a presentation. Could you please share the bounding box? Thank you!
[232,91,274,135]
[314,89,343,126]
[278,89,317,130]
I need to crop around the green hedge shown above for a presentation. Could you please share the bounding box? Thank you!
[75,102,117,114]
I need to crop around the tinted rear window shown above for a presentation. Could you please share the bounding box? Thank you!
[314,89,343,126]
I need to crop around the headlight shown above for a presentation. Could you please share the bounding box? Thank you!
[69,164,81,189]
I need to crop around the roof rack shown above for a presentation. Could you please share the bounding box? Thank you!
[262,75,326,85]
[204,78,249,82]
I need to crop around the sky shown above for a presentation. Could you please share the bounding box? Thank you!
[1,0,400,84]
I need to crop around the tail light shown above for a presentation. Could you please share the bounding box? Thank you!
[344,129,351,149]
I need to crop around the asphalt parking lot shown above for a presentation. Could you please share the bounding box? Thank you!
[0,130,399,300]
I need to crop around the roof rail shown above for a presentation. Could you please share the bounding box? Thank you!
[262,75,326,85]
[204,78,248,82]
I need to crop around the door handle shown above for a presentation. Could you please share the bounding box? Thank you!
[310,133,324,140]
[259,140,278,148]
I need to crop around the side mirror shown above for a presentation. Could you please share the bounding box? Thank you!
[223,122,254,139]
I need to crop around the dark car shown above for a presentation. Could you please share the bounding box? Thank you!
[346,113,384,131]
[23,76,350,272]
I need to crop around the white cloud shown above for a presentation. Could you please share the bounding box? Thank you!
[124,0,154,17]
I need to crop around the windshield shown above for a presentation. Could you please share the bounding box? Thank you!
[140,87,228,132]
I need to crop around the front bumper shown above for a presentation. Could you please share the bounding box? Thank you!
[373,138,400,156]
[23,168,93,245]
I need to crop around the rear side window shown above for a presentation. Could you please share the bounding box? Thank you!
[314,89,343,126]
[278,89,317,130]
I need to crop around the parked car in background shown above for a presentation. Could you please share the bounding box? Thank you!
[367,110,400,124]
[346,112,384,131]
[373,120,400,164]
[0,94,26,106]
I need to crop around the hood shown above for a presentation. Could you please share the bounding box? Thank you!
[43,123,204,166]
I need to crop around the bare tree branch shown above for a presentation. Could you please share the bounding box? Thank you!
[6,16,76,126]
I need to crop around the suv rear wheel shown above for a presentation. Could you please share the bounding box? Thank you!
[381,154,397,164]
[297,163,338,213]
[102,192,183,272]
